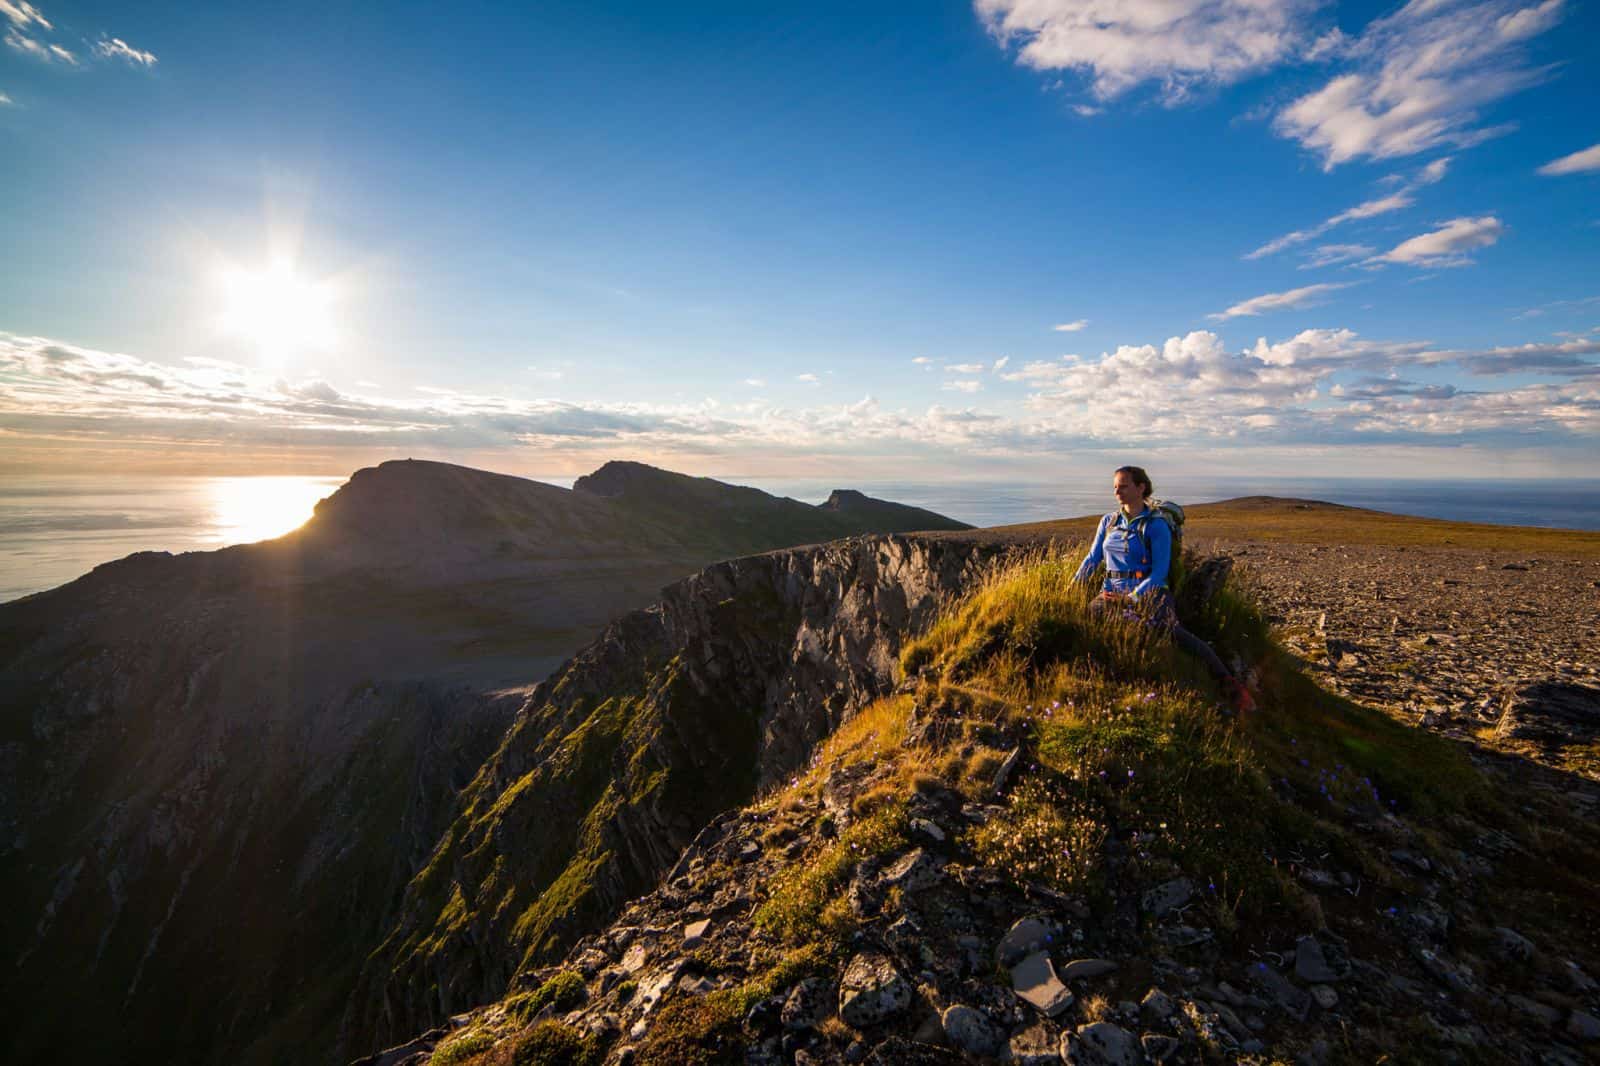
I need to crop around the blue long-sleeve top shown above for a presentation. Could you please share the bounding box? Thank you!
[1072,507,1171,598]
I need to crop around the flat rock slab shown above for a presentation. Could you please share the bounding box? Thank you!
[1061,958,1118,982]
[682,919,710,946]
[1141,877,1192,917]
[1011,951,1075,1017]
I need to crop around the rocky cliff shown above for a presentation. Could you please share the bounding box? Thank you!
[345,534,1005,1057]
[0,459,971,1066]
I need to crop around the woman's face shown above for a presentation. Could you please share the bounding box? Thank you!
[1113,471,1145,513]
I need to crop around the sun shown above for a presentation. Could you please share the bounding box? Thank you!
[217,258,337,361]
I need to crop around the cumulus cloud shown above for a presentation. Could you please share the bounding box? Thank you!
[94,36,156,66]
[1274,0,1564,168]
[743,378,766,388]
[993,356,1010,371]
[946,362,987,374]
[0,90,11,105]
[1209,282,1351,320]
[795,373,819,383]
[1538,143,1600,176]
[943,380,983,393]
[910,356,932,365]
[975,0,1323,104]
[1368,215,1504,267]
[1053,319,1089,332]
[0,0,50,30]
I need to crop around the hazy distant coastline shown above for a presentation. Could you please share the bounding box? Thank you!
[3,472,1599,603]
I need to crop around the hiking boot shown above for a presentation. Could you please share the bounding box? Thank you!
[1226,679,1256,714]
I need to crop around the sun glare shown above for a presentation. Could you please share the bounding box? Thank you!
[218,259,337,361]
[207,476,342,546]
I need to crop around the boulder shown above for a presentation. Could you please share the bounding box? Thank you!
[839,953,913,1028]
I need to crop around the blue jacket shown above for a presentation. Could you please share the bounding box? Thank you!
[1073,507,1171,598]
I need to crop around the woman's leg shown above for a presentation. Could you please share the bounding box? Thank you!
[1170,624,1232,683]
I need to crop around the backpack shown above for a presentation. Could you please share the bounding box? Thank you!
[1123,499,1186,590]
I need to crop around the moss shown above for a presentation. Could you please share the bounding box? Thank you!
[429,1029,495,1066]
[754,803,909,942]
[505,970,587,1026]
[506,1021,606,1066]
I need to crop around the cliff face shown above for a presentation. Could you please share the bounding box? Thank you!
[345,534,1002,1057]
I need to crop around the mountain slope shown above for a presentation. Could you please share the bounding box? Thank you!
[0,459,968,1066]
[357,546,1600,1066]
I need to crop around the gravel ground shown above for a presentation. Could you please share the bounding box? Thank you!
[1207,538,1600,777]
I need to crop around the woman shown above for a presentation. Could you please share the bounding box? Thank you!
[1073,465,1255,712]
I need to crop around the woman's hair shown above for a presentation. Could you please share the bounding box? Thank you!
[1114,465,1154,499]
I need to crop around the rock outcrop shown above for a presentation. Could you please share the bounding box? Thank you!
[345,534,1003,1055]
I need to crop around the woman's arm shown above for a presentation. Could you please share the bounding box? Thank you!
[1131,516,1171,598]
[1072,515,1109,584]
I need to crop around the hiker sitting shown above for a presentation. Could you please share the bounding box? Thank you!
[1072,465,1255,712]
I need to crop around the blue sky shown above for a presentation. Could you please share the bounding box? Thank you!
[1,0,1597,479]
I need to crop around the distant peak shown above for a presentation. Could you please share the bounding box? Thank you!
[821,489,868,509]
[572,461,702,499]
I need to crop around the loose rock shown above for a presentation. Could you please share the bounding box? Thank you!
[838,953,913,1028]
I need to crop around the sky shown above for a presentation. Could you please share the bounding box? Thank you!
[1,0,1597,481]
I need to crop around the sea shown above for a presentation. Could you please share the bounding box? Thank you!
[2,473,1597,603]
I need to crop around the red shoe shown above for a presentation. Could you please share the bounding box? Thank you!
[1226,679,1256,714]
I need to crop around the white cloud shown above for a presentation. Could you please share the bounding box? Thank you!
[1053,319,1089,332]
[1246,192,1415,259]
[1538,143,1600,176]
[795,373,819,383]
[993,356,1010,371]
[526,365,564,381]
[1274,0,1564,168]
[911,356,931,364]
[1300,243,1376,269]
[1071,104,1103,116]
[945,362,987,374]
[975,0,1323,104]
[743,378,766,388]
[94,36,157,67]
[2,331,1593,468]
[1416,156,1453,184]
[1369,215,1504,267]
[1247,156,1452,261]
[0,90,11,106]
[0,1,50,30]
[1209,282,1351,320]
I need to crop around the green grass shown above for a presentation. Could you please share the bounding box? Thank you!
[896,547,1485,927]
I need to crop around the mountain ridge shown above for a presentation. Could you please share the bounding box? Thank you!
[0,459,969,1066]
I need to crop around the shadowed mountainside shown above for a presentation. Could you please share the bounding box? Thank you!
[0,459,968,1066]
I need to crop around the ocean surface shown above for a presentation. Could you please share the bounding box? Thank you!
[2,474,1597,603]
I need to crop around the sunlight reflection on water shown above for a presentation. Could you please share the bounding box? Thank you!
[0,476,343,602]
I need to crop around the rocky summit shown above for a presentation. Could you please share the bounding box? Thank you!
[347,517,1598,1066]
[4,485,1598,1066]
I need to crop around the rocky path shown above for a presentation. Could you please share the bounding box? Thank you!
[1207,539,1600,777]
